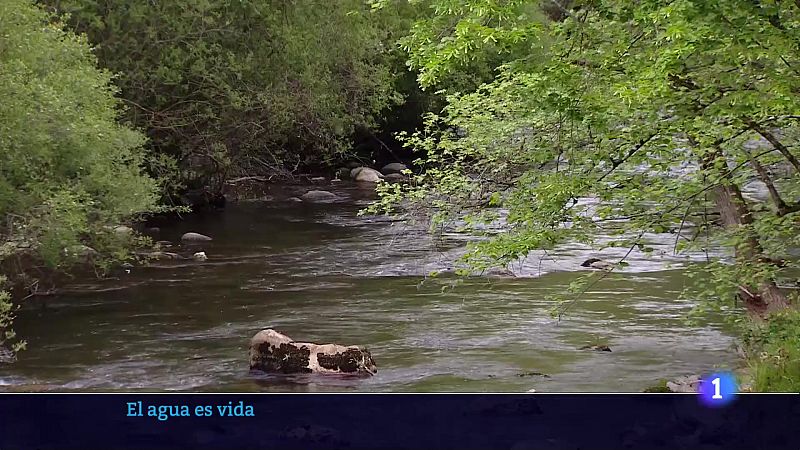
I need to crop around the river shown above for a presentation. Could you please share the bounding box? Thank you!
[0,182,737,392]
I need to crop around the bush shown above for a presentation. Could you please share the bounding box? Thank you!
[41,0,406,185]
[0,0,159,269]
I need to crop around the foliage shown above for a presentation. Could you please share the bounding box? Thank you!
[0,277,26,356]
[371,0,800,317]
[0,0,159,272]
[40,0,408,186]
[743,310,800,391]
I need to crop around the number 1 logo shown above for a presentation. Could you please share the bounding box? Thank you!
[711,377,722,399]
[699,372,737,407]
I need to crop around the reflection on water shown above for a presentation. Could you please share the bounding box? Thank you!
[1,183,737,392]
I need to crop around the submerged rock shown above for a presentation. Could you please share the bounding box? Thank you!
[581,258,615,270]
[140,251,183,260]
[380,162,408,175]
[350,167,384,183]
[287,196,303,203]
[193,251,208,261]
[249,329,377,376]
[580,344,612,352]
[482,267,516,277]
[517,371,551,378]
[300,190,338,203]
[181,232,212,242]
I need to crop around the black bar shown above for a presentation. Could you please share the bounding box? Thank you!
[1,393,797,449]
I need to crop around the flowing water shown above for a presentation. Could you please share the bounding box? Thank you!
[0,183,738,392]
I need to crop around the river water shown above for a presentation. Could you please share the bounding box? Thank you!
[0,182,738,392]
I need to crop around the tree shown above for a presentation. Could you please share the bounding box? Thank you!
[40,0,406,196]
[0,0,160,344]
[373,0,800,320]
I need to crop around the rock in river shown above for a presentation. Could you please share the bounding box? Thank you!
[193,251,208,261]
[666,375,702,393]
[581,258,615,270]
[300,190,338,203]
[380,162,408,175]
[181,232,212,242]
[249,329,377,375]
[141,251,183,261]
[350,167,384,183]
[580,344,612,352]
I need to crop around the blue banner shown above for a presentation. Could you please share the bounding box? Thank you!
[1,393,798,449]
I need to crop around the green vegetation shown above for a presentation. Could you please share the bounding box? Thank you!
[0,0,161,354]
[744,310,800,391]
[370,0,800,390]
[39,0,413,194]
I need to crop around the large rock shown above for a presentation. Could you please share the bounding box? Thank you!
[300,190,338,203]
[380,163,408,175]
[249,329,377,376]
[181,232,212,242]
[350,167,384,183]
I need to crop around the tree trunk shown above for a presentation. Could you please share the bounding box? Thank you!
[712,180,789,316]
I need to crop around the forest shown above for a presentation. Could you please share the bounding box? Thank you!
[1,0,799,392]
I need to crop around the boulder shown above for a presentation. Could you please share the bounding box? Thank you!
[193,251,208,261]
[249,329,377,376]
[287,197,303,203]
[380,162,408,175]
[181,232,212,242]
[300,190,338,203]
[350,167,384,183]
